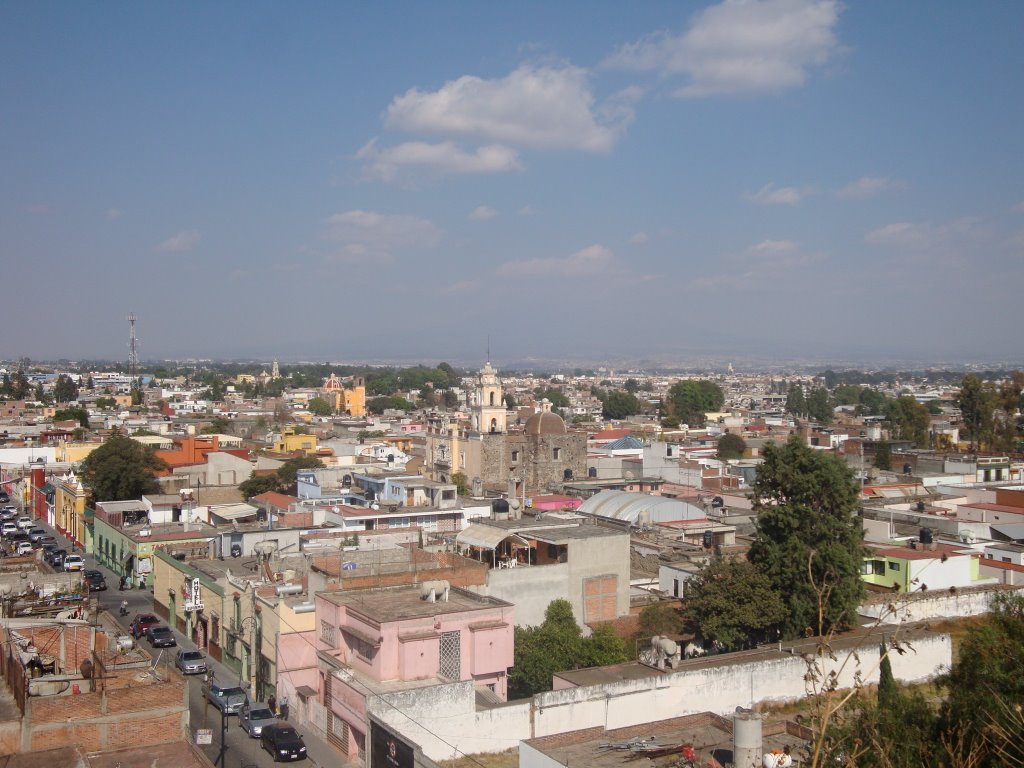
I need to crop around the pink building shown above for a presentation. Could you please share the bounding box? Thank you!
[312,583,514,761]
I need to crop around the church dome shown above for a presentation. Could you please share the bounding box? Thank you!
[524,410,567,436]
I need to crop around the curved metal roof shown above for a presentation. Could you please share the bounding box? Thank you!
[579,490,704,525]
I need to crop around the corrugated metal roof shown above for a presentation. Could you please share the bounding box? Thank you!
[456,523,528,550]
[579,490,704,524]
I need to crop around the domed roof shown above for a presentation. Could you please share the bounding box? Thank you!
[524,410,567,436]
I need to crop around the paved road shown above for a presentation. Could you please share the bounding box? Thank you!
[27,509,350,768]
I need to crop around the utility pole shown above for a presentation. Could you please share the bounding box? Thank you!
[214,706,228,766]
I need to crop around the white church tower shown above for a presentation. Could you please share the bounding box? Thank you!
[472,360,506,434]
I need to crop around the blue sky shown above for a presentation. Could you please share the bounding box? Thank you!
[2,1,1022,365]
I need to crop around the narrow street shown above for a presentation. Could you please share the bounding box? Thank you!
[26,508,350,768]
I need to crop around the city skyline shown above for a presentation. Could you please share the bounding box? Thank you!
[2,1,1022,362]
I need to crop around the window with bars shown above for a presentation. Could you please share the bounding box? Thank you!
[321,620,336,646]
[440,631,461,680]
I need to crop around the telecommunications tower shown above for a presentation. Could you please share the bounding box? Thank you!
[127,313,139,385]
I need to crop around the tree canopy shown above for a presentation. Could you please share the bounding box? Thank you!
[603,390,642,420]
[79,432,167,502]
[683,557,786,650]
[509,599,627,698]
[53,374,78,403]
[716,432,746,460]
[306,397,333,416]
[747,436,865,638]
[664,380,724,427]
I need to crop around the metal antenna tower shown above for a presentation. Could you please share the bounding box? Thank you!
[127,312,139,383]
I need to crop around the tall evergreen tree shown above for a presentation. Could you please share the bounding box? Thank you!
[748,436,866,638]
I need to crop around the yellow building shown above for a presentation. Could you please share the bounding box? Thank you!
[322,373,366,417]
[54,442,101,463]
[274,428,319,455]
[54,470,89,546]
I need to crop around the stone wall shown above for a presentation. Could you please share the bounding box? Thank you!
[859,585,1024,623]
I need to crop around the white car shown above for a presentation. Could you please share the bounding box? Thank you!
[63,554,85,571]
[15,517,33,530]
[14,541,33,555]
[0,523,16,537]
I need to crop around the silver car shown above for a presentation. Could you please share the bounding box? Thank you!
[238,702,278,738]
[174,649,207,675]
[203,681,248,715]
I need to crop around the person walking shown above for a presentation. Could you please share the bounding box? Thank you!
[268,694,277,716]
[279,694,289,721]
[119,599,128,617]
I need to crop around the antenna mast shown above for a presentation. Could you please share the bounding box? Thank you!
[127,313,139,386]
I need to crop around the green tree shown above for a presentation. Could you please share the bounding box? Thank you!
[940,593,1024,766]
[580,624,628,668]
[665,380,724,427]
[785,384,807,418]
[748,436,866,638]
[307,397,333,417]
[79,431,167,502]
[716,432,746,460]
[857,388,888,416]
[503,393,517,409]
[451,471,469,496]
[683,558,786,650]
[806,386,833,423]
[54,406,89,427]
[238,472,282,499]
[276,456,324,488]
[874,441,892,471]
[957,373,996,450]
[95,396,117,410]
[201,416,231,435]
[509,599,582,698]
[885,396,931,447]
[602,390,641,420]
[538,388,570,409]
[623,378,640,394]
[53,374,79,403]
[637,602,685,640]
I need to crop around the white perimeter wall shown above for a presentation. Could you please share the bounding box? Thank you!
[369,632,951,761]
[860,586,1024,623]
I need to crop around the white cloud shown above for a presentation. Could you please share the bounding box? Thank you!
[498,244,614,277]
[156,230,201,253]
[605,0,841,97]
[469,205,497,221]
[748,239,798,254]
[865,217,982,250]
[748,183,811,206]
[105,208,123,220]
[357,138,521,181]
[448,279,480,292]
[385,64,633,152]
[323,210,442,262]
[835,176,903,200]
[630,231,650,244]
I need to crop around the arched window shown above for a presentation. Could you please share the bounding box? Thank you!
[490,418,497,433]
[489,391,495,406]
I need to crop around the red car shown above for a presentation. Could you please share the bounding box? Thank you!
[129,613,160,638]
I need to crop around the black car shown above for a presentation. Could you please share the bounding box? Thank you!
[0,492,9,504]
[146,625,177,648]
[84,570,107,591]
[260,723,308,762]
[47,549,67,567]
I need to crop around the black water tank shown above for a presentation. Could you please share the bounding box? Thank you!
[916,500,926,512]
[920,527,933,545]
[588,467,597,478]
[711,496,724,508]
[702,530,714,549]
[903,463,913,475]
[563,468,573,480]
[492,498,510,515]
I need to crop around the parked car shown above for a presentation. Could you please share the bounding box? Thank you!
[14,541,33,556]
[238,702,278,738]
[62,554,85,571]
[37,535,57,549]
[203,682,248,715]
[129,613,160,638]
[15,517,33,531]
[146,625,177,648]
[47,549,67,567]
[0,509,17,522]
[174,649,207,675]
[84,570,106,591]
[28,528,47,543]
[0,492,10,503]
[0,522,17,537]
[260,723,307,762]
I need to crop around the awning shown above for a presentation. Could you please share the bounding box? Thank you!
[209,503,259,521]
[456,524,528,551]
[341,625,381,648]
